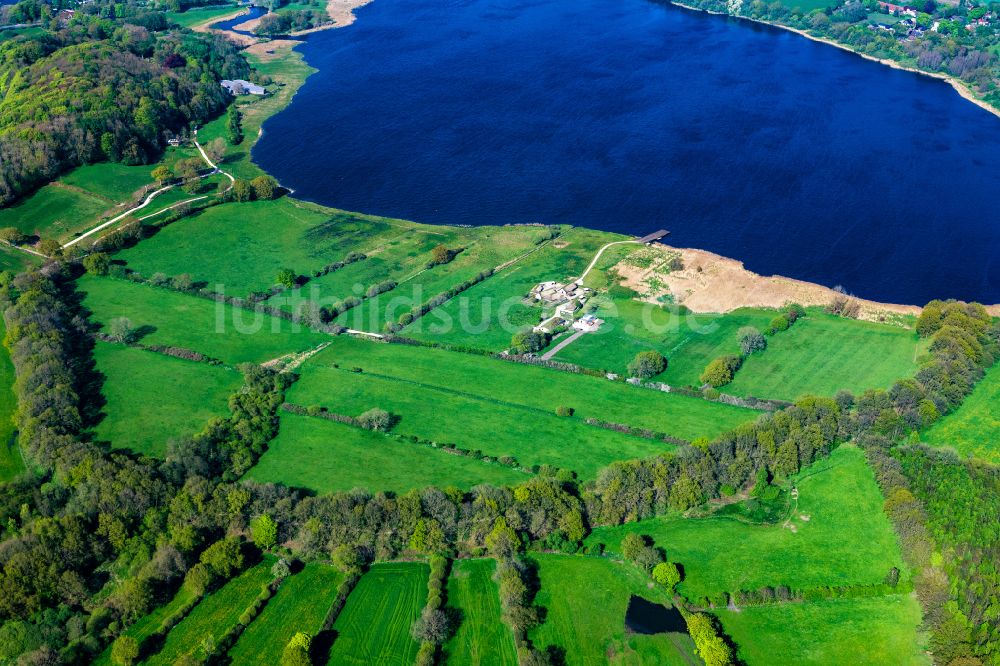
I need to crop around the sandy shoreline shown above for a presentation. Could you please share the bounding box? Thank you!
[671,1,1000,120]
[616,244,1000,318]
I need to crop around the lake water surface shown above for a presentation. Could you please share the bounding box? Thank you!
[253,0,1000,304]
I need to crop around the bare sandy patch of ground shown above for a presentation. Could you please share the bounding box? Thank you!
[613,244,1000,321]
[230,15,263,33]
[244,39,302,59]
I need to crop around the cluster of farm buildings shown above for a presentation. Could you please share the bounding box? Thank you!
[869,1,995,36]
[529,281,603,334]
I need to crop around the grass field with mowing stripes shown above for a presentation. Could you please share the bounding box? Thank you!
[443,559,518,666]
[245,413,528,493]
[92,342,242,457]
[922,362,1000,463]
[228,563,344,665]
[78,275,330,365]
[146,558,275,665]
[586,446,906,602]
[726,312,923,401]
[326,562,428,666]
[529,554,698,665]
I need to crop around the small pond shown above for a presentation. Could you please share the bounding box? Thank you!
[624,595,687,635]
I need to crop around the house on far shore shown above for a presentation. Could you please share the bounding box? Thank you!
[221,79,266,96]
[877,1,917,16]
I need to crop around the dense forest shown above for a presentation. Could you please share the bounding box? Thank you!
[0,1,248,205]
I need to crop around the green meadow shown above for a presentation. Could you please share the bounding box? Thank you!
[922,363,1000,462]
[245,413,528,493]
[0,243,41,274]
[165,3,241,27]
[717,595,928,665]
[92,586,199,666]
[0,183,110,240]
[444,559,518,666]
[292,336,754,443]
[228,563,344,665]
[147,558,275,665]
[58,162,154,204]
[586,446,906,601]
[552,300,775,386]
[402,227,628,349]
[326,562,428,666]
[726,312,922,401]
[78,275,330,365]
[92,342,242,456]
[529,554,698,666]
[0,320,23,483]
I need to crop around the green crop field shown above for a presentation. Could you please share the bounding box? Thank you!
[725,313,922,401]
[586,446,906,601]
[92,586,198,666]
[553,300,776,386]
[0,320,23,483]
[443,559,518,666]
[147,558,275,665]
[245,413,528,493]
[78,275,330,365]
[529,554,698,665]
[922,363,1000,462]
[326,562,428,665]
[228,563,344,665]
[92,342,242,456]
[402,227,628,349]
[717,595,928,665]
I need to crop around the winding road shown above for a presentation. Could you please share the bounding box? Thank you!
[574,239,641,285]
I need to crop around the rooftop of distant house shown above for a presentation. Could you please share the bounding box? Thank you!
[221,79,266,96]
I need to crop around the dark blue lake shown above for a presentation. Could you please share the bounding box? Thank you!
[254,0,1000,304]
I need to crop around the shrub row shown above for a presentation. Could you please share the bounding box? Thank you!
[584,417,690,446]
[413,555,450,666]
[699,576,910,610]
[93,332,223,366]
[313,251,366,278]
[384,269,494,333]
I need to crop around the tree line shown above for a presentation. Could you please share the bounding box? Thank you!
[0,258,996,663]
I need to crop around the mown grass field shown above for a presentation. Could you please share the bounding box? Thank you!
[228,563,344,665]
[92,342,242,457]
[78,275,330,365]
[717,595,928,665]
[285,368,670,478]
[586,446,906,601]
[58,162,154,203]
[529,554,698,666]
[402,227,628,349]
[553,300,775,386]
[922,362,1000,462]
[92,586,199,666]
[147,558,275,665]
[443,559,518,666]
[245,413,528,493]
[326,562,428,666]
[0,243,41,274]
[0,183,110,239]
[726,312,922,401]
[0,319,23,482]
[294,336,754,440]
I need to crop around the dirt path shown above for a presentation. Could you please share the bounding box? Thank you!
[63,134,232,251]
[575,240,640,285]
[540,330,586,360]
